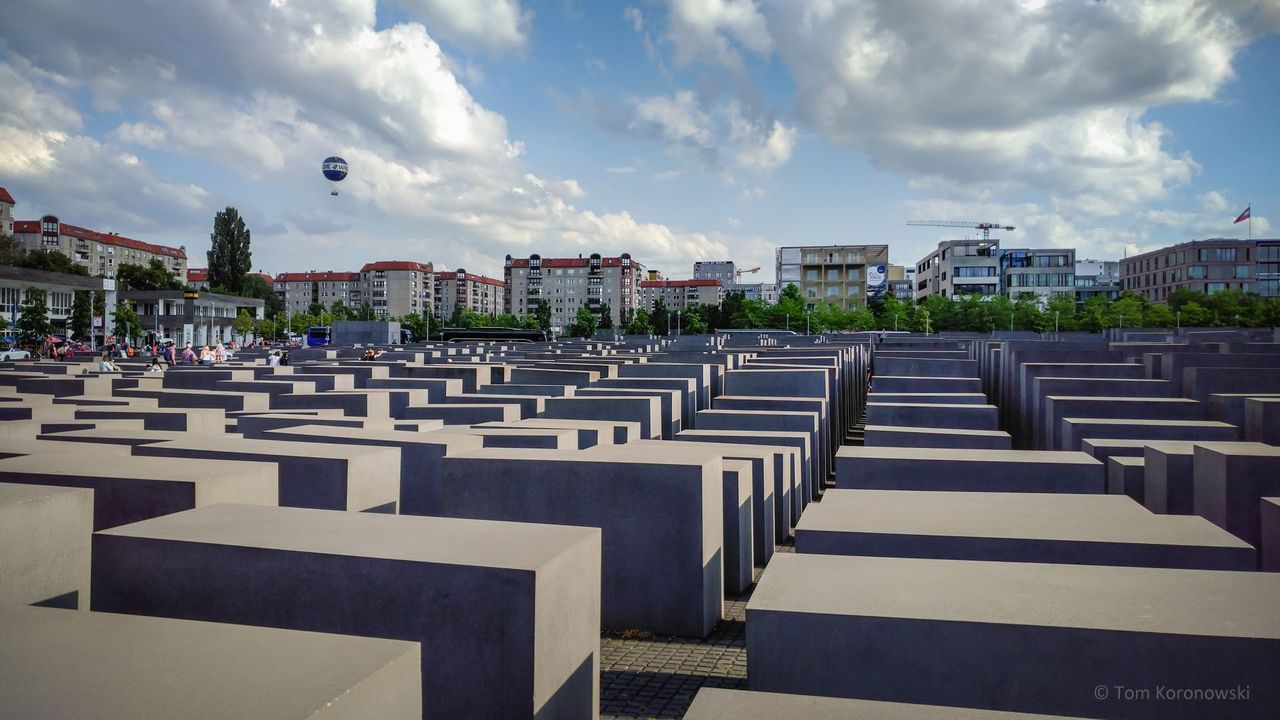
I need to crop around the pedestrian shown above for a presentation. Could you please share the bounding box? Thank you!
[164,343,176,366]
[267,350,280,367]
[213,343,225,363]
[199,346,213,365]
[147,357,164,373]
[181,343,195,365]
[99,350,120,373]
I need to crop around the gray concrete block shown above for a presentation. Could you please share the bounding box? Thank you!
[437,448,722,637]
[492,417,638,447]
[1193,442,1280,548]
[575,388,680,439]
[542,396,662,440]
[696,409,821,504]
[1245,397,1280,445]
[867,402,998,431]
[867,393,990,404]
[1059,418,1238,452]
[0,605,423,720]
[1263,497,1280,572]
[795,489,1253,570]
[0,453,276,529]
[875,356,977,377]
[131,436,398,512]
[0,482,93,608]
[675,429,799,538]
[683,688,1085,720]
[92,504,600,720]
[863,425,1012,449]
[1107,456,1145,504]
[747,553,1280,719]
[835,447,1103,493]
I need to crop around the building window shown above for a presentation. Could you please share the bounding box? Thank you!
[1188,266,1206,279]
[1199,248,1237,262]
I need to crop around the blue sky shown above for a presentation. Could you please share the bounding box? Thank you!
[2,0,1277,282]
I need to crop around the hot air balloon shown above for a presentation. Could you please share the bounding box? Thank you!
[322,156,348,196]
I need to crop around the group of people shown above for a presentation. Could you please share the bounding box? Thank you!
[96,341,234,373]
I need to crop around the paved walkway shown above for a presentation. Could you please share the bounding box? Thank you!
[599,545,794,719]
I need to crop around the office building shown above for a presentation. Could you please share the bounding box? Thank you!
[13,215,187,281]
[693,261,736,286]
[1074,259,1121,302]
[434,268,505,319]
[1120,238,1280,301]
[505,253,644,330]
[913,239,1001,300]
[1,265,104,340]
[776,244,890,310]
[887,265,914,299]
[726,282,779,302]
[639,279,724,310]
[1000,247,1077,301]
[360,261,433,318]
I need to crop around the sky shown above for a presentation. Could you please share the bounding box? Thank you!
[2,0,1278,284]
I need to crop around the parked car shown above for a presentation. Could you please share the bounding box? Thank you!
[0,346,32,361]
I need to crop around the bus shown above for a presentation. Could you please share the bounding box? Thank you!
[305,326,332,347]
[440,327,547,343]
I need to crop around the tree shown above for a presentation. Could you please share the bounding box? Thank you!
[328,301,351,320]
[258,316,276,341]
[208,207,252,293]
[651,299,671,335]
[399,313,430,341]
[70,291,93,342]
[1045,294,1079,332]
[622,307,654,335]
[113,300,142,346]
[683,311,709,334]
[16,288,53,346]
[355,302,376,321]
[116,259,183,291]
[307,301,327,316]
[567,306,599,338]
[772,283,805,330]
[529,299,552,333]
[0,231,26,265]
[16,249,88,276]
[598,302,614,329]
[234,309,255,339]
[289,313,316,335]
[242,275,283,317]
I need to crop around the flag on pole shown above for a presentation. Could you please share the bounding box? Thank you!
[1233,206,1251,224]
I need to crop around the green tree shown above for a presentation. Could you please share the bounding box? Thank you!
[492,312,520,328]
[113,300,142,346]
[683,310,709,334]
[1144,303,1175,328]
[242,275,283,317]
[307,301,326,316]
[1045,294,1079,332]
[208,207,252,293]
[651,299,671,335]
[16,288,53,346]
[622,307,654,335]
[567,306,599,338]
[0,231,26,265]
[772,283,805,330]
[69,291,94,343]
[258,316,276,341]
[355,302,376,321]
[328,301,352,321]
[529,299,552,333]
[289,313,316,335]
[598,302,614,329]
[16,249,88,276]
[117,259,184,291]
[398,313,430,341]
[234,308,255,339]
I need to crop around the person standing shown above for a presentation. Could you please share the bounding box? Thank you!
[181,343,195,365]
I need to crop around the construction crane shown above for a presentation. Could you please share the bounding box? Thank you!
[735,266,760,279]
[906,220,1015,241]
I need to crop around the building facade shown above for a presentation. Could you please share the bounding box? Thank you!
[887,265,914,299]
[505,253,643,330]
[434,268,505,319]
[187,269,274,292]
[274,271,363,315]
[0,188,15,237]
[360,261,433,318]
[1120,238,1280,301]
[914,239,1001,300]
[13,215,187,281]
[1,265,104,341]
[692,261,736,286]
[725,282,779,302]
[776,244,891,310]
[127,290,265,347]
[1074,259,1121,302]
[1000,247,1077,301]
[639,279,724,310]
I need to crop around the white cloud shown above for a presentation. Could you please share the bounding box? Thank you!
[624,6,645,32]
[665,0,772,69]
[110,121,167,148]
[626,91,795,179]
[394,0,532,52]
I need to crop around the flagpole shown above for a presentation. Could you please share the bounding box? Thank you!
[1249,201,1252,240]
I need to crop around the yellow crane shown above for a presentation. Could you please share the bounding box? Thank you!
[735,266,761,279]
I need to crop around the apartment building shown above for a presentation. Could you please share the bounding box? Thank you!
[726,282,779,302]
[505,253,643,329]
[274,271,363,315]
[1000,247,1077,301]
[0,187,15,236]
[1074,259,1121,302]
[1120,238,1280,301]
[692,261,736,286]
[913,239,1001,300]
[187,269,274,292]
[887,265,914,299]
[639,279,724,310]
[776,244,891,310]
[361,261,433,318]
[434,268,505,319]
[13,214,187,280]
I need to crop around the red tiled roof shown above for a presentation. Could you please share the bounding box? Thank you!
[640,279,722,288]
[275,271,361,282]
[360,260,433,273]
[0,187,15,205]
[187,269,209,282]
[13,218,187,260]
[506,255,641,269]
[467,274,504,287]
[250,272,274,285]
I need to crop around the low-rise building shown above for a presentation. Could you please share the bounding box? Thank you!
[1,265,104,342]
[692,261,736,286]
[0,187,15,236]
[126,289,265,347]
[777,244,890,310]
[13,215,187,281]
[187,269,274,292]
[1000,247,1077,301]
[1074,259,1121,302]
[639,279,724,310]
[725,282,778,302]
[914,239,1001,300]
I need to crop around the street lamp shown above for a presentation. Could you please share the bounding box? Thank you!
[894,314,899,332]
[1054,311,1059,334]
[676,309,682,336]
[924,310,931,335]
[1176,310,1181,330]
[805,310,811,335]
